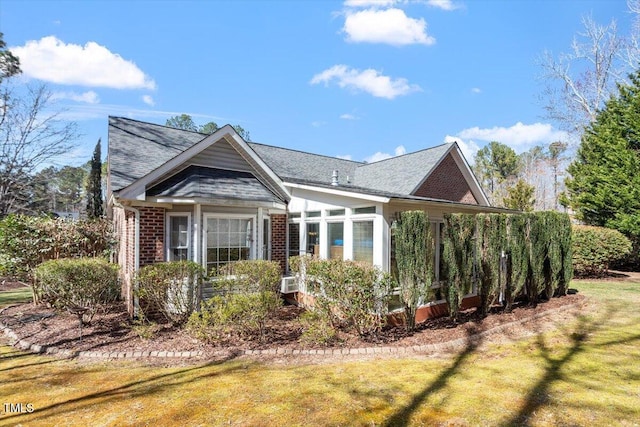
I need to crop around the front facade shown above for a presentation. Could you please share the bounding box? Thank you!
[107,117,505,315]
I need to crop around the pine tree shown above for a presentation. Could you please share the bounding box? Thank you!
[86,139,103,219]
[565,70,640,240]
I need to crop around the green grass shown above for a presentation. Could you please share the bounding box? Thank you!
[1,280,639,426]
[0,286,31,308]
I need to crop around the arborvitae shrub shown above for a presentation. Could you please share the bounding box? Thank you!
[443,213,476,320]
[476,214,506,317]
[572,225,632,277]
[394,210,433,331]
[505,214,529,311]
[34,257,119,324]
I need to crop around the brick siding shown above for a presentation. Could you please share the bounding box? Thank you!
[271,214,287,274]
[413,154,478,204]
[139,206,165,266]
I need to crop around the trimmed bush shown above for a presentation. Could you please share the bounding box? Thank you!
[572,225,632,277]
[0,215,114,280]
[34,258,119,324]
[442,213,476,320]
[291,257,392,337]
[216,259,282,294]
[135,261,204,324]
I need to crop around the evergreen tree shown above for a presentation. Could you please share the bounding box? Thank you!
[86,139,103,219]
[565,71,640,240]
[504,179,536,212]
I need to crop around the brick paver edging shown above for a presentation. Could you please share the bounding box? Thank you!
[0,302,581,361]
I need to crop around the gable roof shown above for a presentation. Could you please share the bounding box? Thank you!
[108,116,489,206]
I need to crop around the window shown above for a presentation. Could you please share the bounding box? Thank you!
[307,222,320,257]
[353,221,373,263]
[262,217,270,260]
[327,222,344,259]
[205,217,253,274]
[288,222,300,258]
[167,214,190,261]
[354,206,376,215]
[306,210,321,218]
[328,209,345,216]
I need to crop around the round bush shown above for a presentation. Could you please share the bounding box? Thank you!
[572,225,632,276]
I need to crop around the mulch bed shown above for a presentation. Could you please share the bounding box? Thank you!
[0,280,587,362]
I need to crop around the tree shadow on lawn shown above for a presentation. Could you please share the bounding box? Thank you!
[0,353,250,425]
[383,327,483,427]
[499,304,624,427]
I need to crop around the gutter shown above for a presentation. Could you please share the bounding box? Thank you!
[112,196,141,318]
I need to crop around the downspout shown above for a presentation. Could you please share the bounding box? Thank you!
[113,198,140,318]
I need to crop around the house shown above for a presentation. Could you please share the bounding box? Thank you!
[107,116,507,316]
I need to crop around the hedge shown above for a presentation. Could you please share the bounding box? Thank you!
[572,225,632,277]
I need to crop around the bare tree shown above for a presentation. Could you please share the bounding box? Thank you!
[0,83,78,216]
[538,15,632,135]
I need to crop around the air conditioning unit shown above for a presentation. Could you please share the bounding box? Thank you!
[280,276,298,293]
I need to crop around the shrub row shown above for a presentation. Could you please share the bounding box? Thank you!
[34,258,119,324]
[0,215,115,280]
[443,211,573,319]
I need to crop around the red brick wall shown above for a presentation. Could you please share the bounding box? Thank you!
[139,206,165,266]
[271,214,287,273]
[413,154,478,204]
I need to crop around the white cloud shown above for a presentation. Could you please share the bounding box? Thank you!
[364,145,406,163]
[343,8,435,46]
[426,0,460,11]
[142,95,155,106]
[310,65,421,99]
[471,87,481,94]
[11,36,156,89]
[444,135,480,165]
[344,0,396,7]
[457,122,568,151]
[336,154,353,160]
[52,90,100,104]
[311,120,326,127]
[340,113,359,120]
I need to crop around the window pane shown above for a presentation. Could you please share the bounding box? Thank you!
[328,222,344,259]
[169,216,189,261]
[307,222,320,257]
[288,223,300,258]
[353,221,373,263]
[354,206,376,214]
[306,211,321,218]
[205,217,253,273]
[328,209,345,216]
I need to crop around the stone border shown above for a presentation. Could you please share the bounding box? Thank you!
[0,302,581,361]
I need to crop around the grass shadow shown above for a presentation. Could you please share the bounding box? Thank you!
[383,327,482,427]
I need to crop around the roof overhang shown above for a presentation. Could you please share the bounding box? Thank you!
[285,182,391,203]
[117,125,291,203]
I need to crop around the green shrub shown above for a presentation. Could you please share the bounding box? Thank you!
[572,225,632,277]
[135,261,204,324]
[442,213,476,320]
[187,291,282,343]
[217,259,281,293]
[33,257,119,324]
[299,310,338,346]
[0,215,115,280]
[394,210,434,331]
[292,257,392,337]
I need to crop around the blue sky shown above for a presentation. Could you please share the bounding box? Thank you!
[1,0,634,167]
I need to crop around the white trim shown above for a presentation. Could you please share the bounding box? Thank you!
[202,213,257,273]
[118,126,290,203]
[166,212,192,262]
[285,182,390,203]
[149,197,286,210]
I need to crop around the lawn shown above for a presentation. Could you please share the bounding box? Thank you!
[1,279,639,426]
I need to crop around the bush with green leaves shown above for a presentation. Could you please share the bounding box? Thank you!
[33,257,119,324]
[394,210,434,331]
[572,225,632,277]
[442,213,476,320]
[291,257,392,337]
[298,309,338,346]
[186,260,283,342]
[135,261,204,324]
[0,214,114,280]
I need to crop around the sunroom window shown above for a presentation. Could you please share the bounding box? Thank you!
[353,220,373,264]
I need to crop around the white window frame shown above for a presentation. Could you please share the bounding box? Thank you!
[202,213,257,274]
[166,212,192,262]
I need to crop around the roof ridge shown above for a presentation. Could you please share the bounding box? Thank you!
[358,142,453,167]
[109,115,209,136]
[248,141,365,165]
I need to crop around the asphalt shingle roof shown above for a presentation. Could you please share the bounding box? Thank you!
[108,116,455,199]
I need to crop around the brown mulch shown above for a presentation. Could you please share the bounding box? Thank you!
[0,279,587,364]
